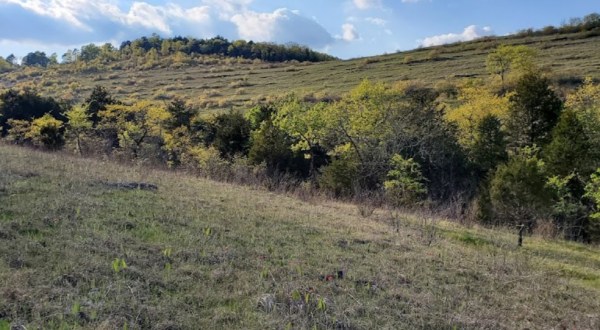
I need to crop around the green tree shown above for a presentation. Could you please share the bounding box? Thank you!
[84,86,118,125]
[489,147,551,227]
[544,110,594,177]
[583,170,600,242]
[546,174,589,241]
[165,99,195,130]
[22,51,50,67]
[470,114,508,177]
[274,98,328,178]
[506,72,563,148]
[80,44,102,62]
[211,110,251,159]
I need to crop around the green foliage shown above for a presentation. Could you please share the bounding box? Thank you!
[547,174,589,241]
[544,109,594,177]
[22,51,50,67]
[211,110,251,159]
[583,169,600,242]
[0,89,65,134]
[112,258,127,273]
[274,99,328,177]
[384,154,427,207]
[489,147,551,227]
[85,85,119,125]
[248,119,304,175]
[470,114,508,177]
[165,99,195,130]
[506,72,563,148]
[319,155,359,197]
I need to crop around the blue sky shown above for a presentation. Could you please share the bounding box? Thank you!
[0,0,598,60]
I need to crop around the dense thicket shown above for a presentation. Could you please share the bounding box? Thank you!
[3,43,600,244]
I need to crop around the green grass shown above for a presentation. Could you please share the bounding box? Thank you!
[0,144,599,329]
[2,32,600,114]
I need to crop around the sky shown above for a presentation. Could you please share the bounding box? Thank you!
[0,0,598,60]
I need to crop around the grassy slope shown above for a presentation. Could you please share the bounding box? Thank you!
[2,32,600,113]
[0,144,599,329]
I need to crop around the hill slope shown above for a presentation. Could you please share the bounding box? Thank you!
[0,144,598,329]
[2,32,600,113]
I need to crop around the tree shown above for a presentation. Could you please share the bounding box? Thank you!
[99,101,168,159]
[446,83,510,149]
[65,105,93,155]
[22,51,50,67]
[6,54,17,66]
[84,86,118,125]
[274,98,328,178]
[80,44,101,62]
[565,78,600,161]
[489,147,551,227]
[546,174,589,241]
[210,110,251,159]
[165,99,195,130]
[544,110,594,177]
[62,49,79,63]
[506,72,563,148]
[486,45,537,88]
[470,114,508,177]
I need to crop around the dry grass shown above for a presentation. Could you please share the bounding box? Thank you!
[0,144,599,329]
[2,32,600,114]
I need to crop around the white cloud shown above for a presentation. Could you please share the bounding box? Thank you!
[0,0,336,51]
[230,8,333,47]
[420,25,494,47]
[341,23,359,41]
[353,0,381,10]
[366,17,386,26]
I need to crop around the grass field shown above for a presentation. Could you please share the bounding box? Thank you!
[0,144,599,329]
[2,32,600,113]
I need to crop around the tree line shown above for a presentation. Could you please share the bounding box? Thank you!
[1,44,600,243]
[0,35,336,69]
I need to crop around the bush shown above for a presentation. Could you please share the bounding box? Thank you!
[319,155,359,197]
[384,154,427,207]
[26,114,65,150]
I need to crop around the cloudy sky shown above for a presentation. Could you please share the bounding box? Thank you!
[0,0,598,60]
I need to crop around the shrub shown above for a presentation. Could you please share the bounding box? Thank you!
[319,155,359,197]
[583,170,600,242]
[26,113,65,150]
[384,154,427,207]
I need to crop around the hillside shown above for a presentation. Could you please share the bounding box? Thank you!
[2,31,600,113]
[0,144,599,329]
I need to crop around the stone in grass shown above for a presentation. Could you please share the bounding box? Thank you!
[101,181,158,191]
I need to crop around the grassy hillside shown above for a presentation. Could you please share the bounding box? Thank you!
[2,32,600,113]
[0,144,598,329]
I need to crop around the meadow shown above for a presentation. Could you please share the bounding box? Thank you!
[1,144,598,329]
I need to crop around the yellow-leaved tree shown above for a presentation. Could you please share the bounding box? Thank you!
[26,113,64,150]
[65,105,93,155]
[445,82,511,150]
[99,101,170,159]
